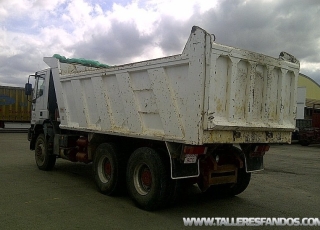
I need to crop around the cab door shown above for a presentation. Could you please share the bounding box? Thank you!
[31,69,50,125]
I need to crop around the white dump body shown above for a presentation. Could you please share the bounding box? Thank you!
[45,26,300,145]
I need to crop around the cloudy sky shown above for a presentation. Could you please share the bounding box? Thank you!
[0,0,319,87]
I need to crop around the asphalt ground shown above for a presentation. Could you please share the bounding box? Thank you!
[0,133,319,229]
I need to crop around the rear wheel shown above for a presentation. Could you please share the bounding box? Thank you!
[205,146,251,197]
[126,147,172,210]
[300,140,310,146]
[226,166,251,196]
[93,143,125,196]
[35,134,56,171]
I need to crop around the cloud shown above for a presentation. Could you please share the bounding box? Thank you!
[70,20,154,65]
[192,0,320,81]
[0,0,319,87]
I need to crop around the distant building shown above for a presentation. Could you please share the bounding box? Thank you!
[298,73,320,119]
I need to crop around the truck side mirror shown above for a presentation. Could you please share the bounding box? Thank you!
[25,83,32,96]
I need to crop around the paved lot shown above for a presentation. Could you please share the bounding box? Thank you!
[0,133,319,229]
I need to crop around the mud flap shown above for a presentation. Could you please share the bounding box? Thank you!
[244,155,264,172]
[166,142,200,179]
[170,158,199,179]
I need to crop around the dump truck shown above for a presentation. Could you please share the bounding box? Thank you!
[0,85,31,128]
[25,26,300,210]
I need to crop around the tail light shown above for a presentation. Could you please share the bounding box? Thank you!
[183,145,207,155]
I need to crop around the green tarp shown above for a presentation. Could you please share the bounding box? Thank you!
[53,54,110,68]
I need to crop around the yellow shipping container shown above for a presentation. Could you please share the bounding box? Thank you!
[0,86,31,123]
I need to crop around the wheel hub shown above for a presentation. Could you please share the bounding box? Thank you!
[35,144,45,162]
[133,163,152,196]
[98,156,112,183]
[104,161,112,177]
[141,168,152,187]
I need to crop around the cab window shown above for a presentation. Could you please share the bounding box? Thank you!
[35,76,45,98]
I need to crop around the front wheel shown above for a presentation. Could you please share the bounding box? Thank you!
[35,134,56,171]
[126,147,172,211]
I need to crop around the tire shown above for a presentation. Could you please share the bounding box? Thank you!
[93,143,125,196]
[300,140,310,146]
[205,146,251,197]
[227,166,251,196]
[126,147,172,211]
[155,149,196,206]
[35,134,56,171]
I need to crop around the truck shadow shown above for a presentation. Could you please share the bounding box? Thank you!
[50,159,256,214]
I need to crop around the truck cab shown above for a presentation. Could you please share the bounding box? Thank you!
[25,69,58,150]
